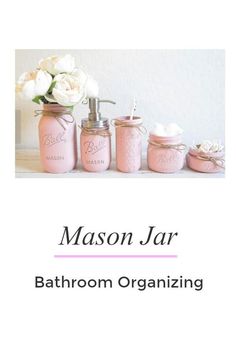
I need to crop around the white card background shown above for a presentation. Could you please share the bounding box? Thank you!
[1,1,236,353]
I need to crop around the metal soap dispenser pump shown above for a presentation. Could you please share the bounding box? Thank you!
[80,98,115,172]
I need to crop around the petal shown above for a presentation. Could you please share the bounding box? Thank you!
[35,70,52,95]
[85,76,99,98]
[53,88,70,106]
[22,80,36,100]
[55,54,75,74]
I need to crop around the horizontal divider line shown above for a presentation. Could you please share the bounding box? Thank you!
[54,255,178,258]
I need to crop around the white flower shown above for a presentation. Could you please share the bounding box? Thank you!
[194,140,224,153]
[45,68,98,106]
[71,68,88,88]
[39,54,75,76]
[51,73,86,106]
[72,68,99,98]
[85,76,99,98]
[198,140,212,153]
[16,69,52,100]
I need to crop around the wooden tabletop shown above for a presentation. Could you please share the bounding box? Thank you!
[15,149,225,178]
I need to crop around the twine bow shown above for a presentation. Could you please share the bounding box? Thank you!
[148,140,186,152]
[189,152,225,169]
[78,125,112,137]
[34,109,74,130]
[111,119,147,135]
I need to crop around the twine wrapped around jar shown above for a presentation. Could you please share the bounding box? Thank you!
[188,152,225,169]
[78,125,112,137]
[147,133,185,173]
[79,122,112,172]
[148,140,186,152]
[35,108,74,131]
[111,119,147,135]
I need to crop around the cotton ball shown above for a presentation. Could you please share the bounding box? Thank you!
[166,123,183,137]
[151,123,166,136]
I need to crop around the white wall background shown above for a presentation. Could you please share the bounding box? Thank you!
[15,49,225,151]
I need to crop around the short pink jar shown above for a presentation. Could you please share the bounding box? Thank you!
[114,116,143,173]
[147,134,185,173]
[186,148,225,173]
[80,127,111,172]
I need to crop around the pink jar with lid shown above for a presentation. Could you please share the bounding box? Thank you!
[80,98,115,172]
[114,116,143,173]
[147,134,185,173]
[38,104,77,173]
[186,148,225,173]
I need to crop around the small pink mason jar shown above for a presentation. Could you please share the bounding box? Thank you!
[38,104,77,173]
[80,124,111,172]
[80,98,114,172]
[186,148,225,173]
[147,134,185,173]
[114,116,143,173]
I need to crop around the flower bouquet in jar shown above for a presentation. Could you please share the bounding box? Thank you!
[16,54,98,173]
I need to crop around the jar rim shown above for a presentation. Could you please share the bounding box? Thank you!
[188,147,224,157]
[43,103,72,113]
[114,116,142,125]
[149,133,183,143]
[149,133,182,138]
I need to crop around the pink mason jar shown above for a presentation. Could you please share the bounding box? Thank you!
[147,134,185,173]
[80,126,111,172]
[38,104,77,173]
[114,116,143,173]
[186,148,225,173]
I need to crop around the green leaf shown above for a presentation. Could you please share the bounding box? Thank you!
[32,96,43,104]
[48,81,57,94]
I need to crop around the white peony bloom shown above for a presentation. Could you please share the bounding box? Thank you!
[16,69,52,100]
[39,54,75,76]
[52,73,86,106]
[85,76,99,98]
[72,68,99,98]
[71,68,88,88]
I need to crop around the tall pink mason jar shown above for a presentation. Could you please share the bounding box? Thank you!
[38,104,77,173]
[114,116,143,173]
[80,126,111,172]
[147,134,185,173]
